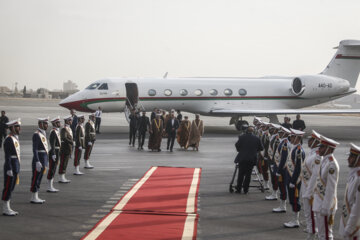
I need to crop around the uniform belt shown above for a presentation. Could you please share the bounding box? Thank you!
[10,155,18,158]
[55,147,60,149]
[90,133,95,135]
[80,137,84,139]
[38,150,47,153]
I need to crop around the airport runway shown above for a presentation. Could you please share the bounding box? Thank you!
[0,98,360,239]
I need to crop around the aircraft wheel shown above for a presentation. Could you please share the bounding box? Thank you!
[235,120,249,131]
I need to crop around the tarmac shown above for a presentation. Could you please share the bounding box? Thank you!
[0,98,360,240]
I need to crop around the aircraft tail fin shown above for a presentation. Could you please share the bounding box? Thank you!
[321,40,360,87]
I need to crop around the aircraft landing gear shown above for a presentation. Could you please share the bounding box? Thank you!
[235,120,249,131]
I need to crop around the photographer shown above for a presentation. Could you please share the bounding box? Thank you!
[234,126,263,194]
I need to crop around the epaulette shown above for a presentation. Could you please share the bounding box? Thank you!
[329,156,334,162]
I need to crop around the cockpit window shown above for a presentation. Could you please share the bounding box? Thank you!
[98,83,108,90]
[86,83,101,90]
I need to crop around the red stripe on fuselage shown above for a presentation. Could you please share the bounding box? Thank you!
[336,54,360,59]
[59,95,298,112]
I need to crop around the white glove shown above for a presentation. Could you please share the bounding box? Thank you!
[52,155,56,161]
[6,170,13,177]
[320,208,328,216]
[88,142,92,146]
[275,172,281,177]
[289,183,295,188]
[78,146,82,150]
[36,161,43,172]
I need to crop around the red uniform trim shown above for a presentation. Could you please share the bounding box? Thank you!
[293,186,297,212]
[2,176,11,200]
[59,154,64,174]
[74,149,79,166]
[31,170,38,192]
[324,216,329,240]
[310,205,315,234]
[84,146,90,160]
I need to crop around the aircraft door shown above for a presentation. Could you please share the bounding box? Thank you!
[124,82,139,123]
[125,82,139,110]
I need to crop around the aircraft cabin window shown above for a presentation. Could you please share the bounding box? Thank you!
[164,89,172,96]
[98,83,108,90]
[179,89,188,96]
[194,89,203,96]
[224,89,233,96]
[209,89,218,96]
[86,83,101,90]
[148,89,156,96]
[239,88,247,96]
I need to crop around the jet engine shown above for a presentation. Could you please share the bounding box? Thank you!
[291,75,350,98]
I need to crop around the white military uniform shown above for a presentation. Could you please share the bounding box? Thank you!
[313,136,339,240]
[301,130,322,236]
[339,143,360,240]
[302,147,320,233]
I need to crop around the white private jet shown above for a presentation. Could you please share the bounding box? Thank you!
[60,39,360,130]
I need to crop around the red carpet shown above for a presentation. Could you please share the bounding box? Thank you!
[82,166,201,240]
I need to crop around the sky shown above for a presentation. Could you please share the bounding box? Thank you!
[0,0,360,91]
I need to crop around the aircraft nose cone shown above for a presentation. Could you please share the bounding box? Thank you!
[59,93,91,112]
[59,97,74,110]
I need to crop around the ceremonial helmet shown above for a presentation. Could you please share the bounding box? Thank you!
[348,143,360,167]
[6,118,21,127]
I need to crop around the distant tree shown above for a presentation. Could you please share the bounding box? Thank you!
[23,86,26,95]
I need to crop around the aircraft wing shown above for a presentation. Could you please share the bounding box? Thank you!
[209,109,360,116]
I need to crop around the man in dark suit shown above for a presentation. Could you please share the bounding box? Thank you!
[165,113,179,152]
[176,110,182,123]
[292,114,306,131]
[234,126,263,194]
[137,111,151,150]
[129,109,138,147]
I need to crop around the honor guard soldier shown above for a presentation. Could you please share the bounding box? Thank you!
[265,123,281,200]
[46,117,61,193]
[255,119,263,137]
[283,128,305,228]
[313,136,339,240]
[2,119,21,216]
[74,115,85,175]
[252,117,261,135]
[302,130,322,239]
[30,117,49,204]
[252,118,262,181]
[273,126,292,213]
[339,143,360,240]
[84,113,96,169]
[259,122,271,190]
[58,115,73,183]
